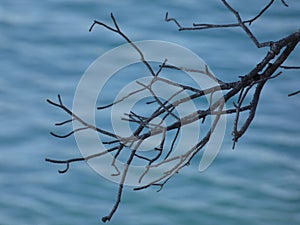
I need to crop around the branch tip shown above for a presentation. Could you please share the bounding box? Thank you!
[58,163,69,174]
[281,0,289,7]
[165,12,168,21]
[288,90,300,97]
[102,216,109,223]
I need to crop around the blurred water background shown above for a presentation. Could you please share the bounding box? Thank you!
[1,0,300,224]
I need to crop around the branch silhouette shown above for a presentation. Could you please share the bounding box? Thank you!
[46,1,299,222]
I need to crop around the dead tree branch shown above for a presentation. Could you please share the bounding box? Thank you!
[166,0,290,48]
[46,1,300,222]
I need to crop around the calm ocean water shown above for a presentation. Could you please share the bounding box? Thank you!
[1,0,299,224]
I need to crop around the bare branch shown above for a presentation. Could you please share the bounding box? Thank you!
[90,13,156,77]
[166,0,291,48]
[47,95,119,139]
[46,2,300,222]
[245,0,275,25]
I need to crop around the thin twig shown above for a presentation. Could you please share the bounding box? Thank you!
[90,13,156,77]
[288,90,300,97]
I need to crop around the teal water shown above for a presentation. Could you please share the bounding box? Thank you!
[1,1,300,224]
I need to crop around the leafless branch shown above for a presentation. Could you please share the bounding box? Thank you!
[46,1,300,222]
[166,0,290,48]
[90,13,156,77]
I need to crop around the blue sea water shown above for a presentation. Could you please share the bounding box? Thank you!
[1,0,300,224]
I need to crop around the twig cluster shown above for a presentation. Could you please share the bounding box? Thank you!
[46,0,299,222]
